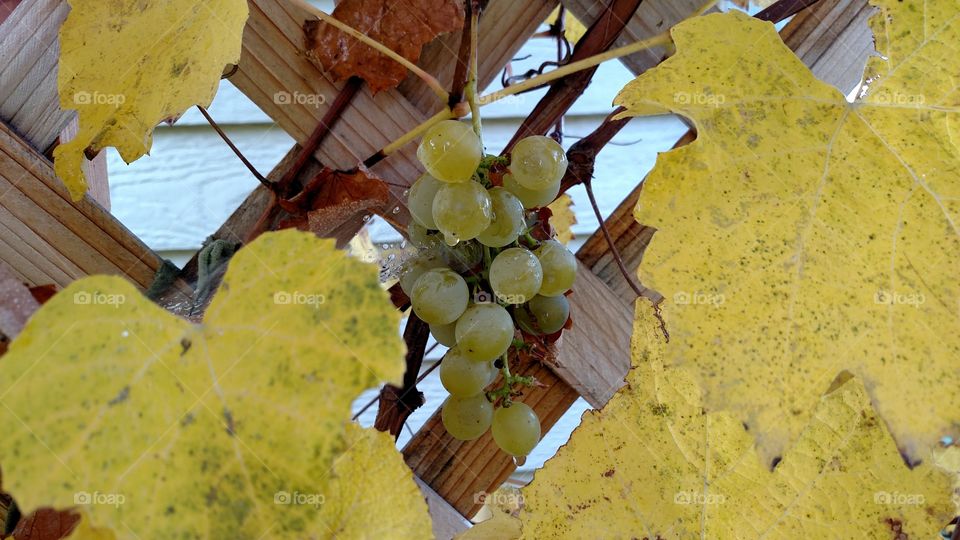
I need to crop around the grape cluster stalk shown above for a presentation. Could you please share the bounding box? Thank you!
[401,120,578,457]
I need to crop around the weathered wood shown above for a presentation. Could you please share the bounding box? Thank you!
[415,478,471,539]
[0,0,74,153]
[0,121,190,300]
[563,0,719,74]
[397,0,560,115]
[234,0,425,206]
[780,0,874,94]
[403,361,581,517]
[556,263,634,405]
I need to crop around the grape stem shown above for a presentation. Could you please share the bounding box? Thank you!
[294,0,450,102]
[380,108,459,158]
[478,33,669,107]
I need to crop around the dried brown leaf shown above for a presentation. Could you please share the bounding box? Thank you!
[304,0,465,93]
[9,508,79,540]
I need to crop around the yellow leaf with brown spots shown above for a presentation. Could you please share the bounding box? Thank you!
[615,6,960,463]
[0,230,431,539]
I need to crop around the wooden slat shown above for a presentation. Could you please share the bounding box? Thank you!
[0,0,74,152]
[415,478,471,539]
[398,0,560,114]
[0,121,190,299]
[403,361,580,517]
[563,0,719,74]
[780,0,874,94]
[233,0,425,217]
[555,263,634,406]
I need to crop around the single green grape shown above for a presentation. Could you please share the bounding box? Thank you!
[398,253,445,295]
[430,321,458,347]
[417,120,483,183]
[509,135,568,190]
[516,295,570,334]
[442,393,493,441]
[489,247,542,304]
[535,239,577,296]
[477,187,526,248]
[433,181,493,245]
[407,173,444,229]
[410,268,469,325]
[503,173,560,209]
[455,303,514,362]
[491,402,541,456]
[440,347,494,397]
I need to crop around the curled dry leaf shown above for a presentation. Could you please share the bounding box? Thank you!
[279,166,391,238]
[9,508,80,540]
[304,0,465,93]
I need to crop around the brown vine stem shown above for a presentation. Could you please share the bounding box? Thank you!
[756,0,823,23]
[293,0,449,102]
[197,105,272,190]
[277,77,363,196]
[353,342,440,421]
[504,0,644,152]
[584,176,645,298]
[447,1,474,108]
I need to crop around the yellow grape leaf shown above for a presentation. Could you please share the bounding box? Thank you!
[614,7,960,461]
[0,230,432,539]
[468,300,954,538]
[547,194,576,245]
[54,0,248,200]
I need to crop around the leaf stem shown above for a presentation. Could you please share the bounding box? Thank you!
[297,0,450,102]
[378,108,458,160]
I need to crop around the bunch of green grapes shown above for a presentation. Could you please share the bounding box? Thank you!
[401,120,577,457]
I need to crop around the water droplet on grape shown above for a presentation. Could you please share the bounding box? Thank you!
[444,232,459,246]
[392,207,401,214]
[512,455,527,467]
[121,330,130,338]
